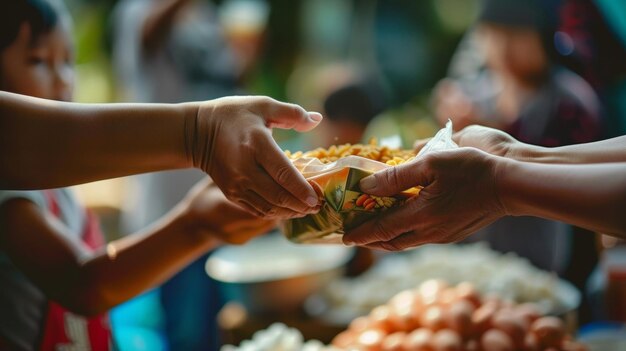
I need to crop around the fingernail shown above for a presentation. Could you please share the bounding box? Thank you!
[343,237,355,246]
[309,112,323,122]
[306,195,319,207]
[360,176,377,192]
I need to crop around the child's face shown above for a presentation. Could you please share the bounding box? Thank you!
[0,21,74,101]
[478,24,548,81]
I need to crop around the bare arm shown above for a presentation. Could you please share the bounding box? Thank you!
[497,159,626,237]
[0,91,192,189]
[343,148,626,251]
[0,92,323,218]
[0,181,275,316]
[446,124,626,164]
[509,136,626,164]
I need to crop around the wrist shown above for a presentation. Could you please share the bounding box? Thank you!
[508,143,555,164]
[491,155,519,217]
[180,101,214,171]
[176,202,220,247]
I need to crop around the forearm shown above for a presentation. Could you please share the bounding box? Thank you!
[511,136,626,164]
[497,158,626,237]
[74,205,218,315]
[0,92,196,189]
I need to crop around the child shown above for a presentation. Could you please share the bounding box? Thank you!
[0,1,275,350]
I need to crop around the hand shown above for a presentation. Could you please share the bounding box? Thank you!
[183,178,277,245]
[415,125,521,159]
[342,148,506,251]
[188,96,322,219]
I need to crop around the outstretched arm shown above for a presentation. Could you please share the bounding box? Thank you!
[0,91,192,189]
[434,124,626,165]
[497,158,626,237]
[343,148,626,251]
[0,92,322,218]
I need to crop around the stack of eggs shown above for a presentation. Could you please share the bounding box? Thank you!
[331,280,587,351]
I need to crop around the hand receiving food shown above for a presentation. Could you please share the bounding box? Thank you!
[188,96,323,219]
[415,124,522,159]
[343,148,506,251]
[183,178,277,245]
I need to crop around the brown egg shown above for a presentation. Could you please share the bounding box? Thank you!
[438,289,458,307]
[357,328,387,351]
[481,294,503,308]
[480,329,514,351]
[390,303,419,332]
[418,280,449,305]
[471,302,498,335]
[445,299,475,338]
[390,290,418,311]
[524,332,539,351]
[431,329,463,351]
[530,316,565,348]
[454,282,482,308]
[350,316,374,333]
[420,305,447,331]
[513,303,542,325]
[382,332,407,351]
[403,328,434,351]
[370,305,395,333]
[333,331,357,348]
[491,310,528,349]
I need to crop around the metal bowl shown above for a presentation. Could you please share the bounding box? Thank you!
[206,232,353,315]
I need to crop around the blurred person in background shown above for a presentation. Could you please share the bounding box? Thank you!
[557,0,626,138]
[430,0,602,281]
[312,74,388,148]
[112,0,269,349]
[0,1,282,350]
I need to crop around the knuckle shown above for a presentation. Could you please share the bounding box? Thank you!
[383,166,406,190]
[275,191,292,208]
[287,103,305,118]
[224,187,240,201]
[379,241,404,252]
[373,219,396,242]
[274,165,296,185]
[257,96,275,111]
[265,207,278,217]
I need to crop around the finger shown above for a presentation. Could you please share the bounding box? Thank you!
[363,231,430,251]
[241,189,307,219]
[224,218,277,236]
[343,196,425,246]
[236,198,265,218]
[358,156,432,196]
[262,98,323,132]
[255,134,320,208]
[250,167,318,214]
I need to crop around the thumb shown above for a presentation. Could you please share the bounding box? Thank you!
[264,100,323,132]
[359,158,431,196]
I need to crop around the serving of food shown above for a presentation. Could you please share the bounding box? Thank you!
[282,121,456,244]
